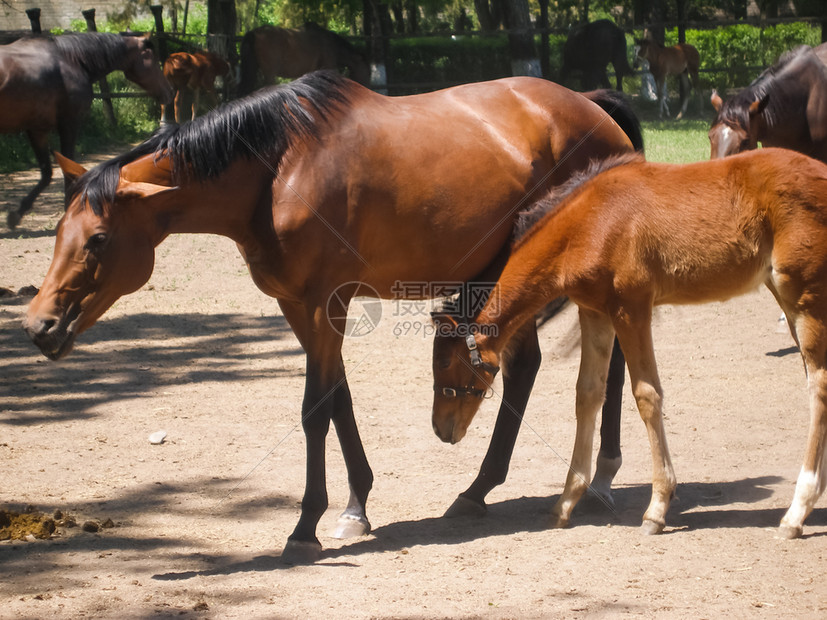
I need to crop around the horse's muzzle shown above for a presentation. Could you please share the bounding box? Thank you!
[22,315,76,360]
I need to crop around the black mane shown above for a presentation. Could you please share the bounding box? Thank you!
[514,152,642,242]
[53,32,137,79]
[74,71,350,215]
[715,45,819,130]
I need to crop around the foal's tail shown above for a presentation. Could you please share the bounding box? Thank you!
[238,30,259,96]
[584,89,645,152]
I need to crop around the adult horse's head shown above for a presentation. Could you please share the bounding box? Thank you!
[23,153,173,360]
[431,313,500,444]
[123,34,173,105]
[708,89,767,159]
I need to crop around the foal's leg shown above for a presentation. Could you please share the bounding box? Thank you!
[552,309,615,528]
[445,321,541,517]
[779,313,827,538]
[676,74,691,120]
[614,311,677,535]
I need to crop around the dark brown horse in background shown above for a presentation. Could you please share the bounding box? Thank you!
[709,44,827,161]
[162,50,230,123]
[0,32,173,229]
[24,72,640,563]
[635,38,700,119]
[560,20,634,92]
[238,23,369,94]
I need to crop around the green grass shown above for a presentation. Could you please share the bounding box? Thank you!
[642,119,711,164]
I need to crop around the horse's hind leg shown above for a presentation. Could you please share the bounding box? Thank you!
[780,313,827,538]
[590,337,625,508]
[613,308,676,535]
[676,74,691,120]
[552,308,616,528]
[8,131,53,229]
[445,321,540,517]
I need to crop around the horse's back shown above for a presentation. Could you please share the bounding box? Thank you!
[271,77,635,290]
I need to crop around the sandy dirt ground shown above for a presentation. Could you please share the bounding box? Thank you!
[2,151,827,619]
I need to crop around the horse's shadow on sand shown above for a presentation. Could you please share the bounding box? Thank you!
[152,474,827,579]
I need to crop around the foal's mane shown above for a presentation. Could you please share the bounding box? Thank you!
[74,71,350,215]
[53,32,142,78]
[513,152,642,243]
[716,45,820,130]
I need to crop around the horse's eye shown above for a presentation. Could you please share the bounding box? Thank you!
[85,233,109,252]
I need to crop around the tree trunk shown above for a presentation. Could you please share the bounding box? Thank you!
[504,0,540,76]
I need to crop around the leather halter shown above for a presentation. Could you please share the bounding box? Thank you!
[434,334,500,400]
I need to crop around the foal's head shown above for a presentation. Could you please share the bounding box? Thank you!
[23,154,173,360]
[431,313,500,444]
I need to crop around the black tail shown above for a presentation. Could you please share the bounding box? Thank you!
[238,30,259,96]
[584,89,644,152]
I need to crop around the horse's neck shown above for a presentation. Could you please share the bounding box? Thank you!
[132,157,271,243]
[476,228,570,352]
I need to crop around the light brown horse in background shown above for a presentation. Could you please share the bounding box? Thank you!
[161,50,230,122]
[432,148,827,540]
[635,38,700,119]
[23,72,638,563]
[238,23,369,94]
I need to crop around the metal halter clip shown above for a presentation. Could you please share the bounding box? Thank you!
[465,334,483,367]
[442,387,458,398]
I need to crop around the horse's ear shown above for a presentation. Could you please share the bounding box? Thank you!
[116,180,178,200]
[710,90,723,112]
[54,152,88,184]
[749,94,770,117]
[430,311,459,329]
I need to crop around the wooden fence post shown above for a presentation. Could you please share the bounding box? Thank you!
[82,8,117,126]
[25,8,42,33]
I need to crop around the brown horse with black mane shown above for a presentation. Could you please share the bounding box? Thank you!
[709,44,827,161]
[23,72,640,562]
[0,32,172,229]
[238,23,369,94]
[432,148,827,540]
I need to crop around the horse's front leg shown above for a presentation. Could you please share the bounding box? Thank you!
[330,361,374,538]
[445,322,541,517]
[278,298,373,563]
[614,309,677,535]
[552,308,615,528]
[8,130,52,229]
[780,313,827,538]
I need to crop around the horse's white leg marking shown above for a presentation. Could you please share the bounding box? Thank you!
[552,309,615,528]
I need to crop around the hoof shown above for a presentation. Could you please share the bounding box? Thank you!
[585,487,616,511]
[281,539,322,564]
[444,495,487,518]
[551,513,570,529]
[777,524,803,540]
[7,209,21,230]
[640,519,664,536]
[332,514,371,539]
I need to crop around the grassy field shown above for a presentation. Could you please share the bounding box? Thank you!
[641,119,711,164]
